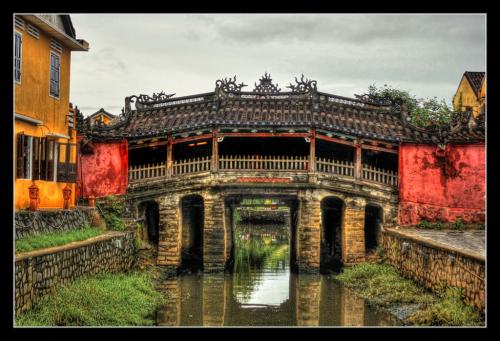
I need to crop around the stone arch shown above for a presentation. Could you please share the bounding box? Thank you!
[180,194,205,270]
[137,199,160,246]
[320,196,345,271]
[364,203,384,254]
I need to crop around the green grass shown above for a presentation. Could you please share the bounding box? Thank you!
[16,227,105,253]
[408,287,483,326]
[336,262,484,326]
[16,271,164,326]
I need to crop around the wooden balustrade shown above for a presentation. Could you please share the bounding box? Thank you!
[218,155,308,171]
[361,164,398,186]
[128,155,397,187]
[172,156,211,176]
[315,157,355,177]
[129,162,167,181]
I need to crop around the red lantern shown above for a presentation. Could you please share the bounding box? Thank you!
[28,182,39,211]
[88,195,96,207]
[62,184,72,210]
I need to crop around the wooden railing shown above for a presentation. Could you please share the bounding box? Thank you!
[219,155,309,171]
[128,155,398,187]
[129,162,167,181]
[172,156,211,176]
[315,157,355,177]
[361,164,398,186]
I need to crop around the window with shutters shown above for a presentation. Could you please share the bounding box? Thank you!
[57,143,77,183]
[33,137,58,181]
[14,32,22,83]
[16,134,32,179]
[49,52,60,98]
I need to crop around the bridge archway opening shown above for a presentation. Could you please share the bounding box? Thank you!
[181,195,204,270]
[320,196,345,272]
[226,195,299,273]
[138,201,160,246]
[364,204,383,254]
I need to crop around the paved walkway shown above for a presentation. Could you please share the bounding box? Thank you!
[388,228,485,258]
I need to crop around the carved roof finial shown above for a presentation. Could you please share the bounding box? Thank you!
[253,72,281,93]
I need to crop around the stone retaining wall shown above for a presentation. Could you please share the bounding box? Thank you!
[15,207,105,239]
[381,229,485,313]
[15,231,135,314]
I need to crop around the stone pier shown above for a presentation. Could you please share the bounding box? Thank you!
[157,195,181,269]
[203,191,227,272]
[297,191,321,273]
[342,197,366,264]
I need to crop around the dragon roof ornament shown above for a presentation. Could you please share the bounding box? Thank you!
[216,75,248,93]
[287,74,317,93]
[125,91,176,111]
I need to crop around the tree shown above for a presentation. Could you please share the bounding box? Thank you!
[367,84,452,128]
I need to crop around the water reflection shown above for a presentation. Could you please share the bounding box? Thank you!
[156,222,400,326]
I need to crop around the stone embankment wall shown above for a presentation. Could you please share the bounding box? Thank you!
[15,231,135,314]
[381,229,485,313]
[15,207,105,239]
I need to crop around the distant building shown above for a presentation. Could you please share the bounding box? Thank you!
[14,14,89,209]
[452,71,485,117]
[87,108,117,127]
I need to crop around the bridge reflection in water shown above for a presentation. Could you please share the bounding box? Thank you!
[156,218,399,326]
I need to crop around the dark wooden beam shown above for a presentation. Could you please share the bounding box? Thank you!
[212,130,219,172]
[128,139,169,150]
[166,136,173,177]
[218,132,309,138]
[309,129,316,171]
[171,133,213,145]
[361,144,398,154]
[316,133,356,147]
[354,142,362,179]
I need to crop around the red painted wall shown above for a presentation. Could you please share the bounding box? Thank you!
[399,143,485,225]
[78,138,128,199]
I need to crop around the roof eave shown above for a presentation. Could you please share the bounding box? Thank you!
[20,15,89,51]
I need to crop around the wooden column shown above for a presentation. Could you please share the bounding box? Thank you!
[354,141,362,179]
[309,129,316,172]
[212,130,219,172]
[166,136,173,177]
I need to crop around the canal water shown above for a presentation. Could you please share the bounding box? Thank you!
[155,219,400,326]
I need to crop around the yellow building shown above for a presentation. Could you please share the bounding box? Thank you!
[452,71,486,117]
[14,14,89,210]
[87,108,116,127]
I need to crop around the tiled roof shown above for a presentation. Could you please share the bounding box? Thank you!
[87,76,485,144]
[464,71,485,95]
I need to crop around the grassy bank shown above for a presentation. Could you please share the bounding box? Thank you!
[336,262,483,326]
[16,227,104,253]
[16,271,164,326]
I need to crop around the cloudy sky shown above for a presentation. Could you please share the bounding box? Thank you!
[69,14,486,116]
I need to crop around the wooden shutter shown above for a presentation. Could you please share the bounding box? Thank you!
[32,137,41,180]
[16,133,25,178]
[57,143,77,183]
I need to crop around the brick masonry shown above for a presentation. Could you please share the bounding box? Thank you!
[297,192,321,273]
[203,191,227,273]
[15,231,135,314]
[15,207,104,239]
[381,229,485,313]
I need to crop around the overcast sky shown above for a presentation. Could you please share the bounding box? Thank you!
[68,14,486,116]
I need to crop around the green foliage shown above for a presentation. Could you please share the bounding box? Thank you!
[336,262,435,307]
[16,272,164,326]
[97,196,126,231]
[453,218,465,231]
[417,220,444,230]
[408,287,483,326]
[16,227,104,253]
[336,262,484,326]
[368,84,453,128]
